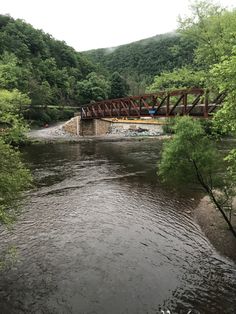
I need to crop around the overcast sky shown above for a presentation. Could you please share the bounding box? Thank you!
[1,0,235,51]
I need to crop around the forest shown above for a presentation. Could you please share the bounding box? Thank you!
[84,33,196,95]
[0,14,96,126]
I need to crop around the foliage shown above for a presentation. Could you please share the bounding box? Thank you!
[24,106,75,126]
[147,67,206,92]
[210,46,236,134]
[77,72,110,104]
[162,118,176,134]
[225,149,236,182]
[0,138,32,224]
[147,2,236,94]
[178,1,236,68]
[0,89,30,144]
[158,117,236,237]
[109,72,129,99]
[0,19,33,228]
[0,52,26,90]
[0,14,97,109]
[84,33,196,90]
[209,46,236,182]
[159,117,218,185]
[126,73,150,95]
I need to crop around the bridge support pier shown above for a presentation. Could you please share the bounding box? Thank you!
[63,117,112,136]
[80,119,111,136]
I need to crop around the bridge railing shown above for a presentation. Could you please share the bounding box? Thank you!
[80,88,225,120]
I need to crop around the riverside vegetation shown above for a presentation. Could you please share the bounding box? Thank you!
[0,1,236,243]
[156,0,236,237]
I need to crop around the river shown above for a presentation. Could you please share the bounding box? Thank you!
[0,140,236,314]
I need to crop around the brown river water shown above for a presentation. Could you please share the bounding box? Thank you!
[0,140,236,313]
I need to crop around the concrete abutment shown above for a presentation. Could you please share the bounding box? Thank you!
[62,116,165,136]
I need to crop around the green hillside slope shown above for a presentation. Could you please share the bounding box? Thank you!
[83,33,196,94]
[0,15,97,108]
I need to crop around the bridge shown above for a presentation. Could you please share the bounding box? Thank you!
[81,88,225,120]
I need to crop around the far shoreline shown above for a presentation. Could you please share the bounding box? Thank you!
[28,134,170,144]
[27,123,171,144]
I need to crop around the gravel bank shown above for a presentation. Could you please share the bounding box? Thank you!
[28,122,77,140]
[28,123,170,143]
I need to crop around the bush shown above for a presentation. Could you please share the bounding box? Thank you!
[0,138,32,224]
[162,118,176,134]
[0,89,30,145]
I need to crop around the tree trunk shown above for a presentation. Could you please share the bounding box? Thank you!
[192,159,236,238]
[209,191,236,238]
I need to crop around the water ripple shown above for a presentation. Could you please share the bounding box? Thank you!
[1,141,236,314]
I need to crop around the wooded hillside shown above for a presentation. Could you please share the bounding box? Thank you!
[83,33,196,94]
[0,15,97,108]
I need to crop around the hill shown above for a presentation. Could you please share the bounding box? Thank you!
[83,33,196,94]
[0,15,97,107]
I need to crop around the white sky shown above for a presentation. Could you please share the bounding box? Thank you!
[1,0,235,51]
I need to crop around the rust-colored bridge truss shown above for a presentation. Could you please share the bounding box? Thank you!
[81,88,225,120]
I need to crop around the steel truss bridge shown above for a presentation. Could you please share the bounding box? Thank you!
[81,88,225,120]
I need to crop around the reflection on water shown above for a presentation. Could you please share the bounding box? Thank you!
[0,140,236,314]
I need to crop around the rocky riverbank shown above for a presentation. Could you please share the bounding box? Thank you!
[28,122,77,140]
[28,122,170,143]
[194,196,236,262]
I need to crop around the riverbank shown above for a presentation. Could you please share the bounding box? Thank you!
[194,196,236,262]
[27,123,170,143]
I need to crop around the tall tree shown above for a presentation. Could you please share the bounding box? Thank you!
[178,1,236,68]
[0,52,30,91]
[77,72,110,104]
[158,117,236,237]
[109,72,129,99]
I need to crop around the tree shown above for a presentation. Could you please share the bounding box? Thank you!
[28,79,54,107]
[210,46,236,134]
[0,52,31,92]
[109,72,129,98]
[126,73,149,95]
[0,52,21,89]
[209,46,236,181]
[178,1,236,68]
[158,117,236,237]
[77,72,110,104]
[0,89,30,144]
[0,138,32,224]
[147,67,205,92]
